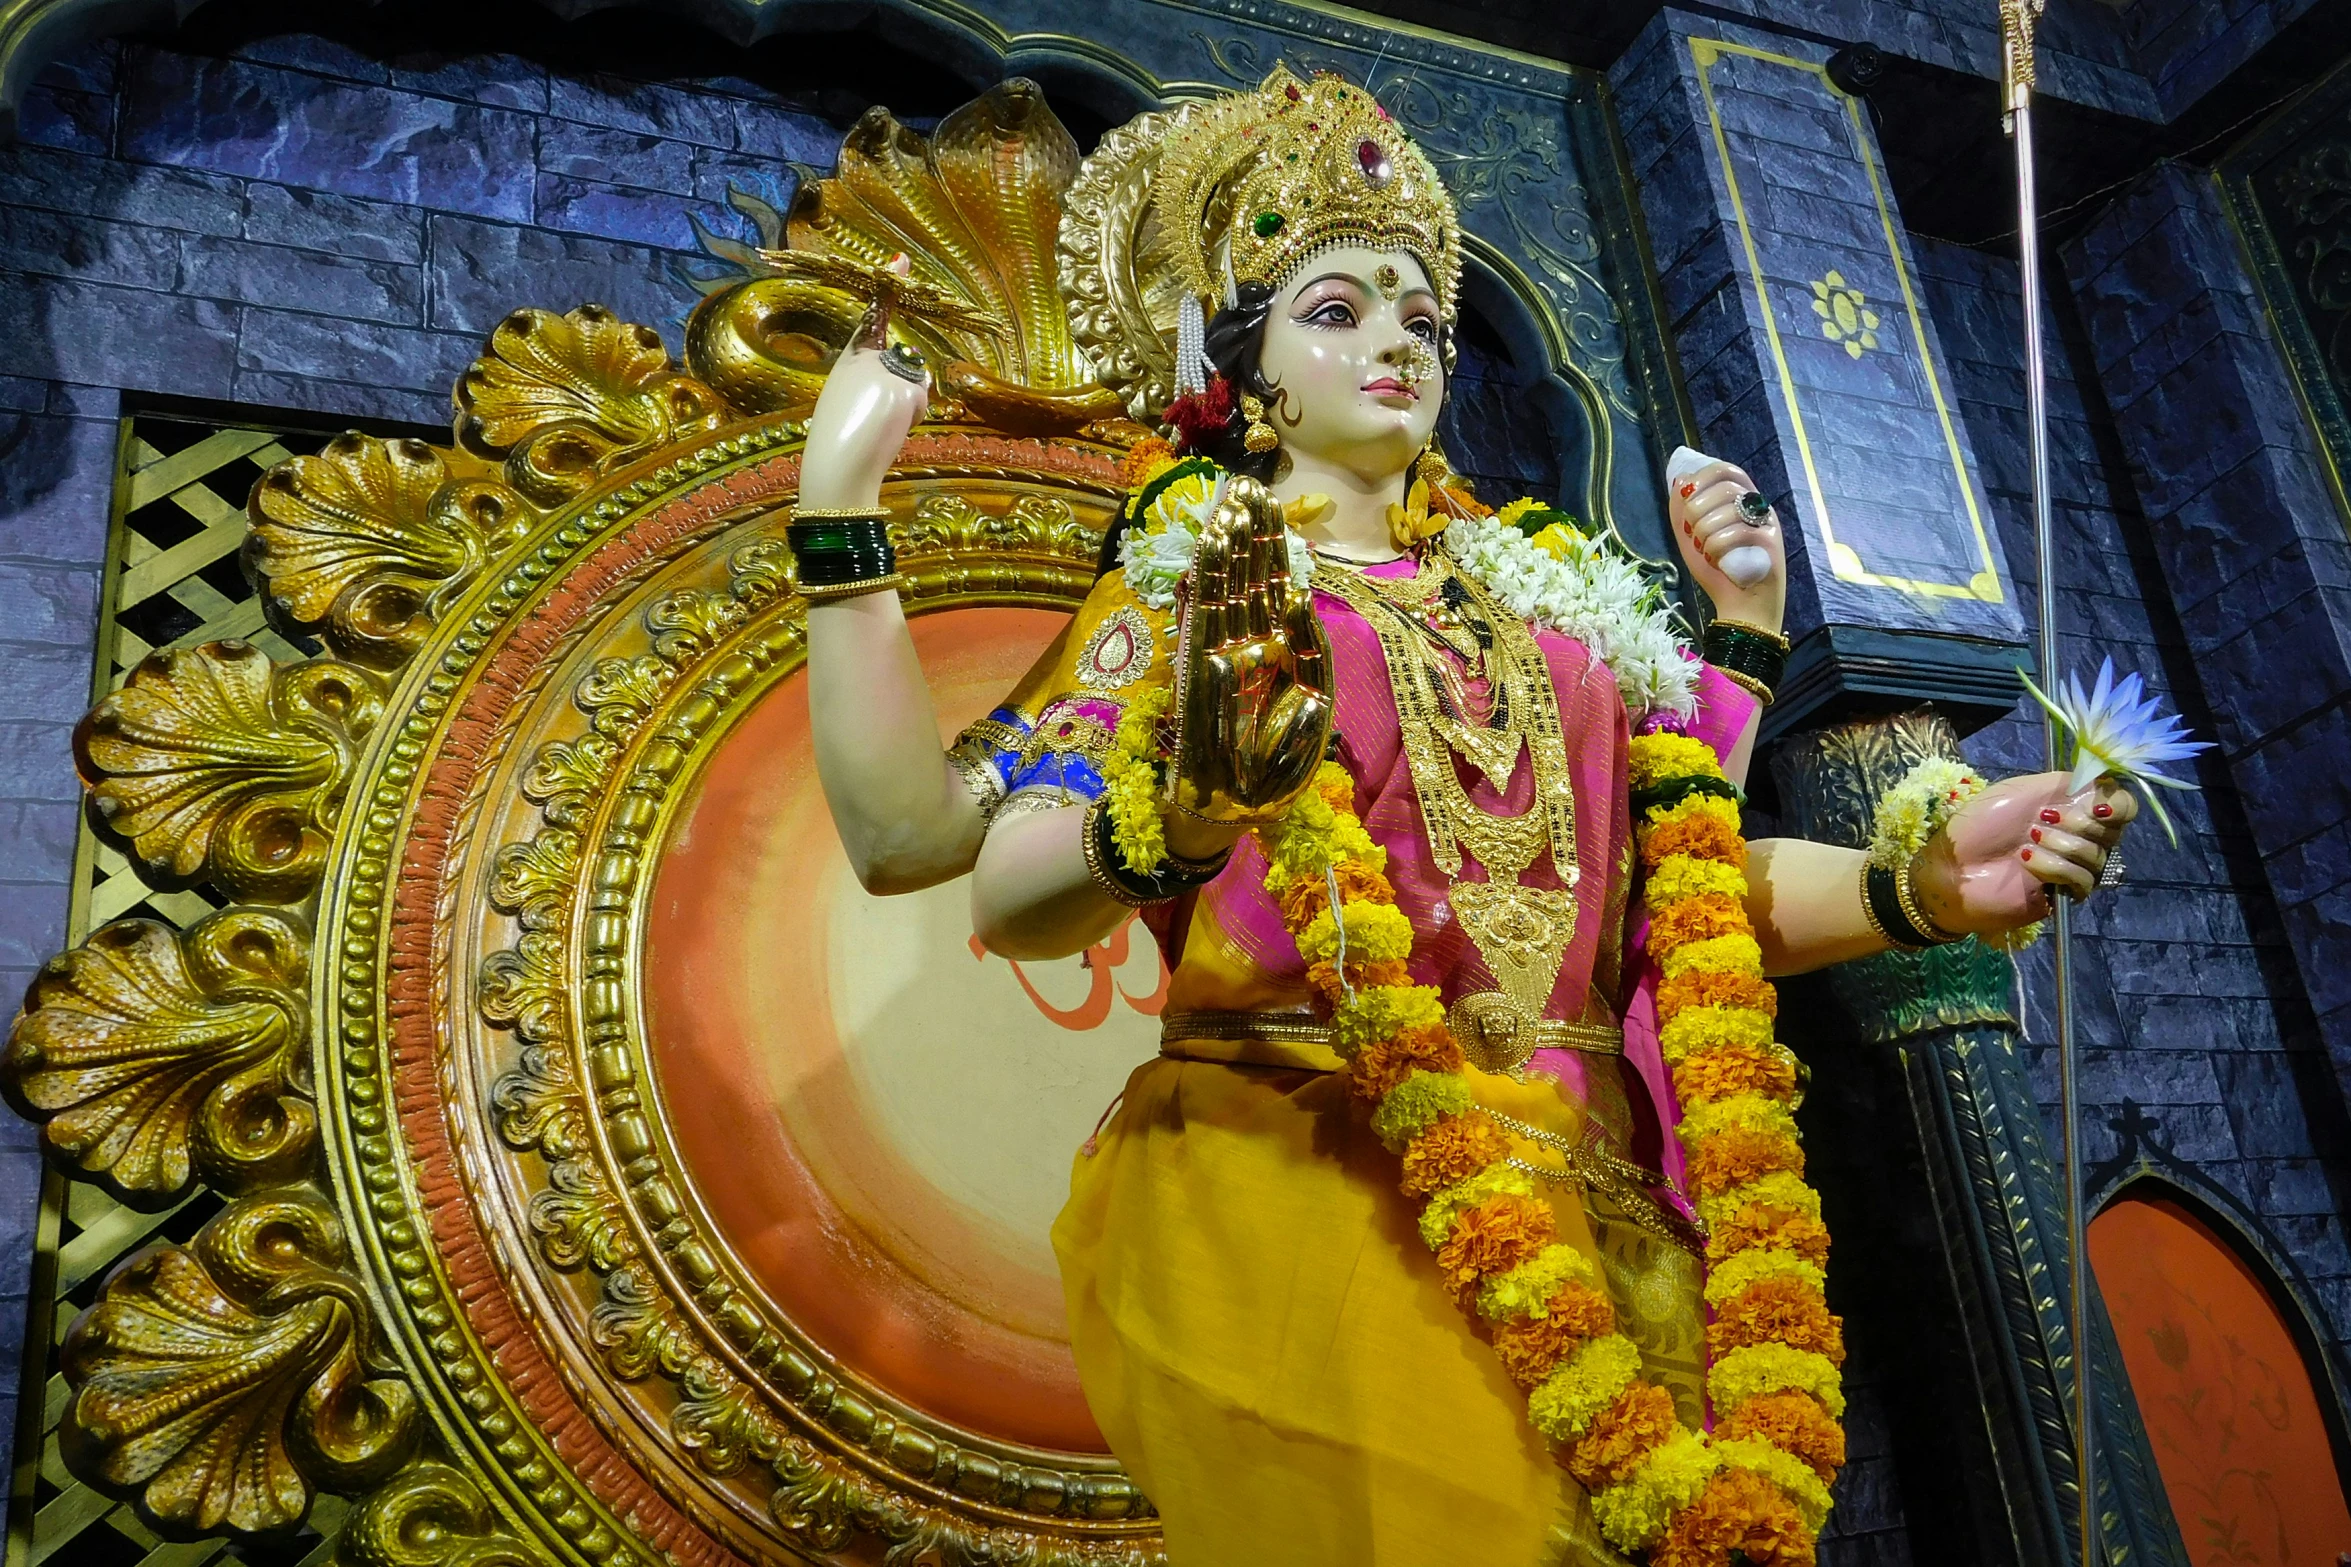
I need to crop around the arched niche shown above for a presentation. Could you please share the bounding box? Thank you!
[2090,1174,2351,1562]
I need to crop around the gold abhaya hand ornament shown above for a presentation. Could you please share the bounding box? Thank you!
[1167,478,1334,826]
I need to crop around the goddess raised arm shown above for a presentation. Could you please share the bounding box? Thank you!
[792,68,2130,1566]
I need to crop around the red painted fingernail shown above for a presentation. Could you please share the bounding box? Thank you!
[2021,849,2033,861]
[2030,828,2043,843]
[1679,482,1696,498]
[2039,809,2061,824]
[2093,803,2113,819]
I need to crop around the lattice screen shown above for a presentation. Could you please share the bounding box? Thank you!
[12,415,346,1567]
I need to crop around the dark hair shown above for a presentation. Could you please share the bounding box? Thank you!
[1094,277,1456,577]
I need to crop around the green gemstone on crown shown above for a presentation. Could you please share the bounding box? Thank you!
[1253,210,1286,237]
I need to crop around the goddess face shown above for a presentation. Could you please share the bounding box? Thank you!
[1255,244,1444,483]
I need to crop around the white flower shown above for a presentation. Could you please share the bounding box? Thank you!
[2020,656,2210,846]
[1440,517,1697,718]
[1120,469,1316,610]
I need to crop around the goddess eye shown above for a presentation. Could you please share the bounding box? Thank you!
[1299,299,1357,327]
[1405,316,1438,342]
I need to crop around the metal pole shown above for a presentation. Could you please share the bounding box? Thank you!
[2003,3,2095,1562]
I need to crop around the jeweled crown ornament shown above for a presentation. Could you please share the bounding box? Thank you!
[1152,68,1463,392]
[1057,66,1464,419]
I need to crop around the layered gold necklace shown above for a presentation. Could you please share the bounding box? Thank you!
[1315,549,1580,1073]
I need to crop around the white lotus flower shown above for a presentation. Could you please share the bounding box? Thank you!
[2019,657,2210,846]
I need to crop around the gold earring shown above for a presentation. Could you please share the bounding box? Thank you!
[1241,393,1279,455]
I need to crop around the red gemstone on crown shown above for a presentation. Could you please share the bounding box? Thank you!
[1285,83,1301,101]
[1358,139,1393,184]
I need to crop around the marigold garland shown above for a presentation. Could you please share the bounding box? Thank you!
[1094,473,1847,1559]
[1241,732,1846,1564]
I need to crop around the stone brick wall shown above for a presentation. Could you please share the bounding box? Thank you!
[1923,228,2351,1363]
[0,23,854,1523]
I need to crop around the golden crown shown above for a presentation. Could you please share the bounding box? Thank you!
[1157,67,1463,321]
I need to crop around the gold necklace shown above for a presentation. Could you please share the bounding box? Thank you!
[1316,550,1580,1073]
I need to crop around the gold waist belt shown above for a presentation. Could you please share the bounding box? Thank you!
[1159,1007,1623,1075]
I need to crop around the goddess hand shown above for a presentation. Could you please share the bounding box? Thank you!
[1167,478,1334,836]
[798,258,930,510]
[1670,457,1787,633]
[1911,771,2137,934]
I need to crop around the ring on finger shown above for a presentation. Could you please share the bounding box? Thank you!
[881,342,928,383]
[1736,489,1773,521]
[2096,849,2125,891]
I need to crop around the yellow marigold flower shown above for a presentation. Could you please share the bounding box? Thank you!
[1697,1170,1824,1234]
[1708,1344,1846,1418]
[1592,1428,1721,1551]
[1476,1244,1602,1323]
[1528,521,1585,561]
[1711,1436,1834,1530]
[1644,854,1749,909]
[1645,791,1742,834]
[1420,1163,1542,1251]
[1371,1070,1474,1150]
[1658,1005,1778,1063]
[1296,900,1415,964]
[1496,496,1544,533]
[1660,933,1765,981]
[1627,732,1725,790]
[1679,1093,1800,1146]
[1527,1333,1643,1443]
[1702,1247,1827,1307]
[1333,984,1446,1053]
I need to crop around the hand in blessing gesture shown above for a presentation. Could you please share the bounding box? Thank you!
[1166,478,1334,842]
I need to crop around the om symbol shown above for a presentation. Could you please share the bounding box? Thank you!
[967,915,1168,1029]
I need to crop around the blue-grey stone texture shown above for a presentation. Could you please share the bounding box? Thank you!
[1611,10,2023,646]
[0,29,857,1541]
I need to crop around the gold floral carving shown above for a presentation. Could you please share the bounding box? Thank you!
[13,75,1189,1567]
[61,1191,418,1535]
[335,1461,537,1567]
[457,304,729,506]
[246,433,535,668]
[75,642,383,902]
[2,909,312,1197]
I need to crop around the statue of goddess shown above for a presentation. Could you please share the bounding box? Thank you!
[783,68,2129,1567]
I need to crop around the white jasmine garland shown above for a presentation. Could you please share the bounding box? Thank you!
[1117,465,1696,718]
[1121,470,1316,611]
[1440,516,1698,718]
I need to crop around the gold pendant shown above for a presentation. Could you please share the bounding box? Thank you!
[1432,715,1523,792]
[1447,878,1578,1073]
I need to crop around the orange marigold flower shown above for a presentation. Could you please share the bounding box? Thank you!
[1117,435,1176,489]
[1649,893,1751,953]
[1657,966,1778,1022]
[1709,1210,1831,1268]
[1436,1194,1556,1302]
[1279,860,1393,926]
[1709,1276,1846,1364]
[1686,1126,1805,1198]
[1650,1468,1816,1567]
[1564,1380,1681,1491]
[1306,958,1411,1002]
[1672,1044,1799,1106]
[1717,1391,1847,1482]
[1400,1110,1513,1198]
[1350,1023,1464,1101]
[1638,810,1747,871]
[1491,1282,1616,1388]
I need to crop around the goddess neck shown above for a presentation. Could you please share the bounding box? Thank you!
[1272,447,1410,563]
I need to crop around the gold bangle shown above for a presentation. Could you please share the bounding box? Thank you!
[789,505,891,520]
[1080,796,1154,908]
[1717,666,1774,706]
[1710,618,1790,652]
[1894,856,1962,945]
[799,573,904,603]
